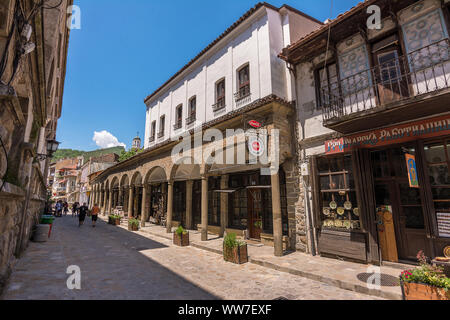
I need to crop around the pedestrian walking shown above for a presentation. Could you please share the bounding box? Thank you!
[78,203,88,227]
[55,201,63,217]
[72,202,78,217]
[63,202,69,216]
[91,203,100,228]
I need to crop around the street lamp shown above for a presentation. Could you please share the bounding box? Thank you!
[36,139,60,161]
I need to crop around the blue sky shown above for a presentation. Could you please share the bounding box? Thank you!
[59,0,360,151]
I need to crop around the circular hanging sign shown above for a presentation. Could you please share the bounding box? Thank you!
[248,136,265,157]
[248,120,262,128]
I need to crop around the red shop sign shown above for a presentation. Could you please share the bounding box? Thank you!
[325,114,450,155]
[248,120,262,128]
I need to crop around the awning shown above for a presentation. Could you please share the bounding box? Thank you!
[246,186,271,189]
[213,189,240,194]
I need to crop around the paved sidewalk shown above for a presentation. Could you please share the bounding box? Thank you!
[134,219,404,300]
[1,216,380,300]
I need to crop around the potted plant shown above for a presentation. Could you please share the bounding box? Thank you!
[108,215,115,225]
[128,218,140,231]
[400,251,450,300]
[111,214,121,226]
[173,226,189,247]
[223,233,248,264]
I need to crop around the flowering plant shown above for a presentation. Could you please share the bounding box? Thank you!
[400,251,450,290]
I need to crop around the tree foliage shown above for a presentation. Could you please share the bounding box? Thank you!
[51,146,125,163]
[118,148,143,162]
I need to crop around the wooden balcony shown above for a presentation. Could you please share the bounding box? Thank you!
[322,39,450,134]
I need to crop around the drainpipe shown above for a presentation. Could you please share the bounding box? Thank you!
[287,62,317,256]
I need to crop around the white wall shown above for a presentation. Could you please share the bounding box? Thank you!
[144,7,322,149]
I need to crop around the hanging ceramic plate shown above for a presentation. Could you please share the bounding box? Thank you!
[337,207,345,215]
[352,221,360,229]
[353,208,360,216]
[444,246,450,258]
[335,220,343,228]
[323,208,331,216]
[329,201,337,209]
[343,220,351,229]
[344,201,352,210]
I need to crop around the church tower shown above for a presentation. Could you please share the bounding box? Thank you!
[132,133,141,150]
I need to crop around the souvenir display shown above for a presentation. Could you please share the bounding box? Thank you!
[343,220,351,229]
[329,201,337,209]
[344,201,352,210]
[337,207,345,215]
[351,221,360,229]
[334,220,343,228]
[444,246,450,258]
[353,207,360,216]
[323,207,331,216]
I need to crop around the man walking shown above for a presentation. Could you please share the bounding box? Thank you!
[78,203,89,227]
[91,203,100,228]
[72,202,78,217]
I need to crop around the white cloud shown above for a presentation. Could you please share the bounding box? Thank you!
[92,130,126,149]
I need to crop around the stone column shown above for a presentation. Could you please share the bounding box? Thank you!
[201,176,208,241]
[220,175,229,237]
[134,186,140,218]
[103,190,108,215]
[128,186,134,219]
[271,172,283,257]
[108,189,113,215]
[185,180,193,230]
[141,184,149,227]
[166,181,174,233]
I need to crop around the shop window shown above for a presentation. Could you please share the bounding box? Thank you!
[230,189,247,229]
[425,140,450,214]
[317,155,361,231]
[192,180,202,227]
[173,181,186,223]
[208,177,221,226]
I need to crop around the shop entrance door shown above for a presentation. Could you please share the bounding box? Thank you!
[248,189,263,240]
[372,147,431,261]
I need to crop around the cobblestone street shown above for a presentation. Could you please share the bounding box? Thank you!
[1,216,381,300]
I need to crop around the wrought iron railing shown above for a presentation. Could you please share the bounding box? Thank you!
[157,131,164,139]
[149,135,155,143]
[212,97,226,112]
[173,121,182,130]
[234,84,251,101]
[186,114,196,125]
[321,39,450,122]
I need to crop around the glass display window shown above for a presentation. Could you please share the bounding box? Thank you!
[317,155,361,231]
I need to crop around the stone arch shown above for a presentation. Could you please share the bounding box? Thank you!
[131,171,143,186]
[169,157,201,181]
[120,174,130,188]
[110,176,119,188]
[144,166,167,185]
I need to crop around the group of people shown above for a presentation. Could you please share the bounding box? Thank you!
[54,200,100,228]
[54,200,69,216]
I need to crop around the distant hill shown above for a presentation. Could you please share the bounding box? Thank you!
[51,146,125,163]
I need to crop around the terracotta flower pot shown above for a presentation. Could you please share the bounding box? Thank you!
[401,281,449,300]
[223,243,248,264]
[128,224,139,231]
[114,218,121,226]
[173,232,189,246]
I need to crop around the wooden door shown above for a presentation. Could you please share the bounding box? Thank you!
[372,148,431,261]
[248,189,263,240]
[372,39,409,105]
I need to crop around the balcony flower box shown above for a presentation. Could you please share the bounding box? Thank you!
[173,226,189,247]
[399,251,450,300]
[223,233,248,264]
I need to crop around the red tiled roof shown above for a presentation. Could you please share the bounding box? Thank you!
[144,2,322,104]
[279,0,377,61]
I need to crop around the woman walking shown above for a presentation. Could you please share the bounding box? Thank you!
[91,204,100,228]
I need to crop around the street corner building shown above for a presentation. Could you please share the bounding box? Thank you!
[0,0,72,293]
[280,0,450,264]
[91,3,324,257]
